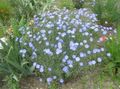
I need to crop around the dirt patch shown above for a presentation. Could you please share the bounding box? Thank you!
[20,76,47,89]
[19,70,118,89]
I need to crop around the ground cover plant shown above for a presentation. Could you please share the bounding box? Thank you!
[15,8,117,88]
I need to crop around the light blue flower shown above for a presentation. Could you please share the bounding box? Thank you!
[58,42,62,49]
[39,65,44,73]
[36,64,40,69]
[85,44,90,49]
[80,52,85,58]
[31,52,37,59]
[92,60,96,65]
[67,60,73,65]
[79,62,84,66]
[59,79,64,84]
[40,29,46,34]
[43,48,53,56]
[47,77,53,85]
[69,41,78,51]
[56,48,62,55]
[102,31,107,35]
[48,68,52,71]
[72,55,76,59]
[62,66,69,73]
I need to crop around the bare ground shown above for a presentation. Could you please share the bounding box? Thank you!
[1,69,120,89]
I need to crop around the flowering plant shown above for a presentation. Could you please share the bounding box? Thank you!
[16,8,115,85]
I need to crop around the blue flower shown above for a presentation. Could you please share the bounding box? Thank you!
[31,52,37,59]
[59,79,64,84]
[47,77,53,85]
[56,48,62,54]
[69,41,79,51]
[48,68,52,71]
[79,62,84,66]
[39,65,44,73]
[43,48,53,56]
[62,66,69,73]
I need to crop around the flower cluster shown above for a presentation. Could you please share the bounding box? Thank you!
[16,8,116,85]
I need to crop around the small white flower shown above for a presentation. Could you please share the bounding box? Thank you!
[56,36,60,40]
[75,57,80,62]
[83,40,87,44]
[101,48,105,52]
[53,76,57,79]
[33,62,37,67]
[80,42,83,46]
[90,37,93,42]
[84,32,89,36]
[97,57,102,62]
[94,28,99,32]
[87,50,91,55]
[92,60,96,65]
[69,64,73,68]
[39,78,43,82]
[106,53,111,57]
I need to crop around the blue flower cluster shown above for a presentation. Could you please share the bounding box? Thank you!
[16,8,116,85]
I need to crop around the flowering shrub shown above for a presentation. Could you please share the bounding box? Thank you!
[16,8,116,85]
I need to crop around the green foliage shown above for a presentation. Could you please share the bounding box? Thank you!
[105,27,120,76]
[72,0,84,9]
[0,19,33,89]
[0,0,12,24]
[0,38,32,76]
[48,81,60,89]
[5,74,20,89]
[0,0,55,25]
[56,0,75,9]
[8,0,55,21]
[92,0,120,26]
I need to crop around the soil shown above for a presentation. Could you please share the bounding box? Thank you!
[1,69,119,89]
[19,69,119,89]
